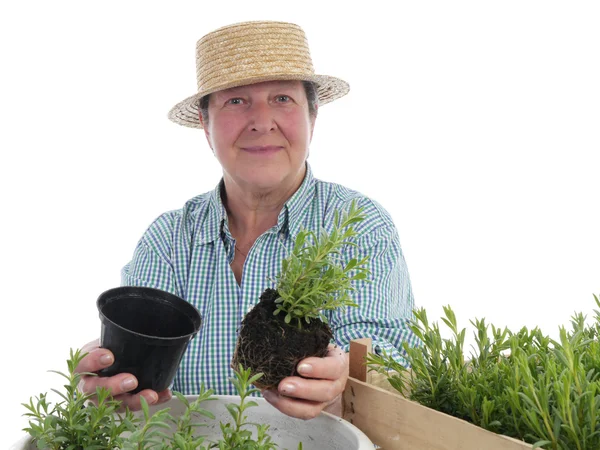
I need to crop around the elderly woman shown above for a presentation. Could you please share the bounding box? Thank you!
[77,21,418,420]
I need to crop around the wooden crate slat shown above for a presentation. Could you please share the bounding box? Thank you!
[349,338,372,382]
[343,378,531,450]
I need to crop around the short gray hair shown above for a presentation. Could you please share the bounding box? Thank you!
[199,81,319,125]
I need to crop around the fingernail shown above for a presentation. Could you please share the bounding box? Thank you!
[121,377,137,391]
[281,383,296,395]
[297,363,313,375]
[158,391,172,403]
[99,354,114,366]
[262,390,278,404]
[145,392,158,404]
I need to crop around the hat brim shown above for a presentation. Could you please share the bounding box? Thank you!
[167,74,349,129]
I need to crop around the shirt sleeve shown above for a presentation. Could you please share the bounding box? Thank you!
[326,223,421,367]
[120,211,183,294]
[120,238,176,294]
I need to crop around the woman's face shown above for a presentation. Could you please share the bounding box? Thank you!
[201,80,315,194]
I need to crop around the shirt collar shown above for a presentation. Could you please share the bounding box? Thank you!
[197,179,228,246]
[276,162,315,240]
[202,162,316,245]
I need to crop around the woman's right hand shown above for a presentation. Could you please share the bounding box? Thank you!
[75,339,172,411]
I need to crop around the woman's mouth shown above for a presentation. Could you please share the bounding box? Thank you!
[241,145,284,155]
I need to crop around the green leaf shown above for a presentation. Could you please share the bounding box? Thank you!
[345,259,357,271]
[248,372,264,386]
[225,403,239,418]
[140,395,150,420]
[174,433,187,448]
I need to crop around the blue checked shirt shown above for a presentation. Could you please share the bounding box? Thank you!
[121,164,419,395]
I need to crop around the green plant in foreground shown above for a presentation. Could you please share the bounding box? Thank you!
[367,294,600,450]
[22,348,138,449]
[122,389,215,450]
[273,199,371,327]
[23,351,302,449]
[216,365,302,450]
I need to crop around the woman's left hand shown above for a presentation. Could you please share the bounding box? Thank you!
[261,344,348,420]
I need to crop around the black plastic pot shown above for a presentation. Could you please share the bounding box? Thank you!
[97,286,202,393]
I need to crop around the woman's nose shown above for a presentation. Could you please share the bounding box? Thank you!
[247,102,277,133]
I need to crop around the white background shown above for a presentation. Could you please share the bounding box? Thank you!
[1,0,599,445]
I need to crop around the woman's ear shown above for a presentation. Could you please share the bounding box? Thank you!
[309,105,318,141]
[199,111,206,133]
[199,112,214,153]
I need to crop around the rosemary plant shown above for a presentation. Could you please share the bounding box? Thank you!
[273,199,370,327]
[366,294,600,450]
[22,348,138,450]
[122,390,215,450]
[215,365,299,450]
[23,351,303,449]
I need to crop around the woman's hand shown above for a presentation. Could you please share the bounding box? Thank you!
[262,344,348,420]
[75,339,172,411]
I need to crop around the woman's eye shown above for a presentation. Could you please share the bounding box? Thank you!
[275,95,291,103]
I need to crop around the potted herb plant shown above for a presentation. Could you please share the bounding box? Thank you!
[17,348,374,449]
[231,200,370,389]
[19,349,273,449]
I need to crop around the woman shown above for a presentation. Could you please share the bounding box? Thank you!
[77,20,418,420]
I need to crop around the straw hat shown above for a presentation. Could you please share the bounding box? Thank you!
[168,20,350,129]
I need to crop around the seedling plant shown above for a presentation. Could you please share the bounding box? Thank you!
[232,200,370,388]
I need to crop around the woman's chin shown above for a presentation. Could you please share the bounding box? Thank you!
[234,167,290,191]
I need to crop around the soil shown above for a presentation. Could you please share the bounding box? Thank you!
[231,288,333,389]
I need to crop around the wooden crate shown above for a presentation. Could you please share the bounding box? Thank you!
[342,339,532,450]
